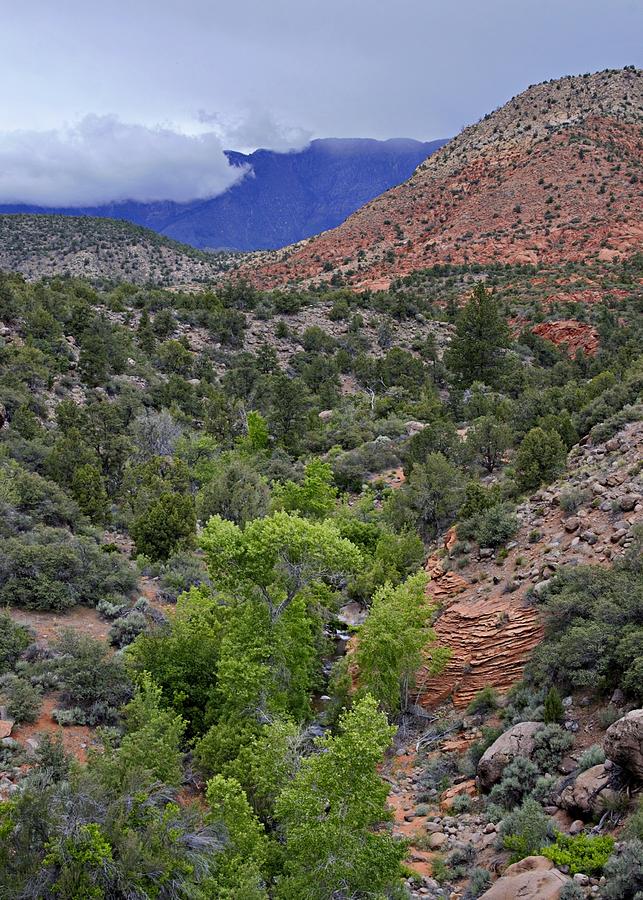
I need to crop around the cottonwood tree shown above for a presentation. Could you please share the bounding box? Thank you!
[274,695,406,899]
[355,572,450,714]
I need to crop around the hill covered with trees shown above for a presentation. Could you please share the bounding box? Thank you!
[0,214,238,286]
[0,245,641,895]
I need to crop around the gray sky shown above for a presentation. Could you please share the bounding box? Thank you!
[1,0,640,204]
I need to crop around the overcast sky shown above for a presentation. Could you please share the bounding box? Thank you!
[1,0,640,205]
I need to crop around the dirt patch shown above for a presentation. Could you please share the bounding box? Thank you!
[7,605,111,645]
[11,695,101,763]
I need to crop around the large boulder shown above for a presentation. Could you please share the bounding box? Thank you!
[477,722,542,791]
[604,709,643,781]
[479,856,570,899]
[558,764,618,817]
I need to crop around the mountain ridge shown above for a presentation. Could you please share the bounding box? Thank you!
[0,137,447,252]
[244,67,643,290]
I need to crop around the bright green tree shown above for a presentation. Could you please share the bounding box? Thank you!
[205,775,269,899]
[116,674,186,786]
[274,695,406,900]
[127,586,222,735]
[200,511,362,624]
[355,572,450,714]
[272,458,338,519]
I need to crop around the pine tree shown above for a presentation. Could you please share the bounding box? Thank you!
[137,308,156,354]
[543,686,565,724]
[445,284,510,387]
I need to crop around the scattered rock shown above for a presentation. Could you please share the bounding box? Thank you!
[440,779,476,811]
[559,764,618,816]
[564,517,580,533]
[428,832,448,850]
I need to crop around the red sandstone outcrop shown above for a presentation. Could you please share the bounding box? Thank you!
[245,69,642,291]
[532,320,599,356]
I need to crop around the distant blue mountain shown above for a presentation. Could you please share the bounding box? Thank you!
[0,137,446,251]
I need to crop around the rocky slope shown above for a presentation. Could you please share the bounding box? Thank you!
[417,418,643,710]
[245,68,643,290]
[0,214,237,285]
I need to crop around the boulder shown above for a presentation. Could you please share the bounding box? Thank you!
[479,856,570,899]
[0,720,14,740]
[558,764,618,816]
[440,779,476,811]
[428,832,448,850]
[477,722,542,791]
[604,709,643,781]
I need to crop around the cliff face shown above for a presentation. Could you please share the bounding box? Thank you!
[247,68,643,290]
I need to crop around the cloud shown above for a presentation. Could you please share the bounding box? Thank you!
[199,107,312,153]
[0,115,248,206]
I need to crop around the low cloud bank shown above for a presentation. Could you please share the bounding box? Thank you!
[0,115,249,206]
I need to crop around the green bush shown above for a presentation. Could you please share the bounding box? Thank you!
[543,686,565,724]
[54,630,131,713]
[459,502,518,548]
[489,757,540,809]
[1,675,42,724]
[624,798,643,844]
[559,882,585,900]
[466,685,499,716]
[108,610,148,648]
[526,537,643,702]
[0,613,32,675]
[514,426,566,492]
[501,797,555,861]
[131,492,196,561]
[0,527,136,611]
[601,839,643,900]
[540,832,614,876]
[531,724,573,772]
[465,867,492,898]
[451,793,472,814]
[578,744,606,771]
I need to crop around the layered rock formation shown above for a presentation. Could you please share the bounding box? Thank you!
[416,419,643,709]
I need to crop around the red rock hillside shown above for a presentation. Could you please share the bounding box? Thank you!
[245,67,643,291]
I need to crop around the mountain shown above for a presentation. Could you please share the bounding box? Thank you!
[0,214,236,285]
[0,137,446,252]
[245,67,643,290]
